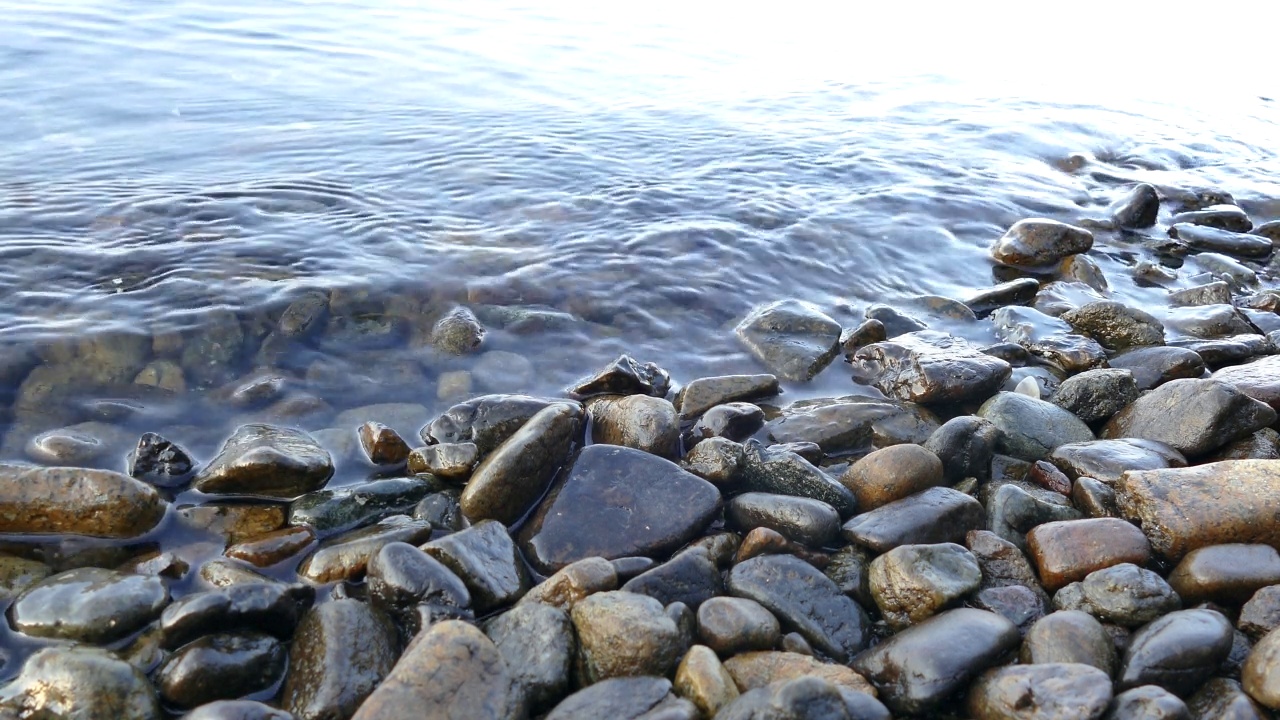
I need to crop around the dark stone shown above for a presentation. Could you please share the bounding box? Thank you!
[1112,183,1160,228]
[1052,368,1141,423]
[460,402,581,524]
[545,677,695,720]
[1108,686,1191,720]
[717,676,890,720]
[1110,346,1206,391]
[841,486,985,553]
[567,354,672,399]
[1170,335,1269,368]
[840,318,888,354]
[676,374,779,420]
[686,402,765,445]
[8,567,169,643]
[1169,223,1272,258]
[1240,585,1280,640]
[868,542,981,628]
[826,545,875,608]
[621,548,724,609]
[424,519,531,612]
[681,436,744,485]
[356,422,410,466]
[1164,303,1258,340]
[588,395,679,459]
[282,599,401,720]
[851,331,1011,404]
[1022,610,1117,674]
[977,392,1094,461]
[297,515,433,583]
[769,398,940,452]
[367,542,471,625]
[924,415,1000,483]
[127,432,195,487]
[1102,379,1277,458]
[1167,544,1280,606]
[184,700,295,720]
[967,529,1048,603]
[865,304,928,337]
[420,394,563,455]
[193,424,333,499]
[289,477,438,536]
[697,596,781,656]
[412,491,465,533]
[992,218,1094,267]
[160,582,311,650]
[737,440,856,517]
[993,305,1108,372]
[485,602,574,714]
[155,632,287,709]
[1074,476,1119,518]
[1119,609,1234,696]
[971,585,1044,633]
[965,278,1042,317]
[984,481,1081,551]
[726,493,840,547]
[1187,678,1267,720]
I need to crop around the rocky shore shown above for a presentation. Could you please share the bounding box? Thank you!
[3,183,1280,719]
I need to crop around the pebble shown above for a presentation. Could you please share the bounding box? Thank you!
[1062,300,1166,350]
[9,567,169,643]
[0,465,167,538]
[685,401,764,445]
[288,476,438,536]
[1051,368,1141,423]
[518,556,618,610]
[1243,626,1280,710]
[734,299,842,382]
[726,492,840,547]
[567,354,671,399]
[924,415,1000,483]
[851,330,1012,404]
[1112,182,1160,228]
[621,547,723,609]
[1021,610,1117,674]
[978,391,1095,461]
[1027,517,1152,592]
[1109,346,1207,391]
[696,596,781,656]
[1074,476,1119,517]
[838,444,943,512]
[842,486,985,552]
[1119,608,1234,695]
[282,599,401,720]
[193,424,334,498]
[430,306,486,355]
[226,525,316,567]
[1240,585,1280,640]
[1187,677,1269,720]
[869,542,981,628]
[966,278,1042,317]
[127,431,196,487]
[673,645,739,718]
[1168,280,1233,307]
[405,442,478,480]
[721,651,877,696]
[160,582,310,650]
[1054,563,1181,627]
[571,591,687,684]
[736,440,856,516]
[841,317,889,351]
[675,374,779,420]
[984,481,1081,551]
[1050,438,1186,485]
[1171,204,1253,232]
[682,436,744,485]
[1166,544,1280,605]
[155,632,287,709]
[184,700,295,720]
[421,394,560,455]
[992,218,1094,267]
[716,676,889,720]
[967,663,1113,720]
[1214,355,1280,412]
[766,398,938,455]
[485,601,574,714]
[1169,223,1273,258]
[588,394,680,459]
[366,541,471,624]
[356,422,410,466]
[424,519,531,612]
[459,401,581,524]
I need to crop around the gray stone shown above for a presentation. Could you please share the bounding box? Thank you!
[567,354,672,399]
[735,300,841,382]
[869,542,981,628]
[545,677,696,720]
[1108,686,1191,720]
[716,676,889,720]
[978,391,1095,461]
[727,492,840,547]
[1119,609,1234,695]
[571,591,687,684]
[485,601,574,714]
[685,402,765,446]
[737,440,856,517]
[1054,563,1181,627]
[676,374,779,420]
[1103,379,1276,458]
[967,663,1113,720]
[842,486,986,553]
[9,567,169,643]
[696,596,781,657]
[420,394,563,455]
[766,399,938,455]
[1169,223,1272,258]
[1112,183,1160,229]
[193,424,333,498]
[431,306,486,354]
[425,519,531,612]
[1241,585,1280,640]
[297,515,433,583]
[1052,368,1142,423]
[283,599,402,720]
[183,700,295,720]
[1187,678,1267,720]
[924,415,1001,483]
[984,481,1081,551]
[992,305,1109,373]
[1168,281,1233,308]
[621,548,724,610]
[1110,347,1206,391]
[1171,205,1252,233]
[1050,439,1187,485]
[681,436,744,485]
[155,632,287,709]
[1063,301,1167,351]
[1022,610,1118,675]
[289,477,438,536]
[1214,355,1280,412]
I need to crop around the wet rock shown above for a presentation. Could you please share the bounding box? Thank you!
[865,303,929,337]
[1103,380,1276,459]
[367,542,470,623]
[993,305,1109,372]
[1064,301,1167,351]
[1108,686,1191,720]
[1110,346,1207,391]
[674,645,738,718]
[184,700,295,720]
[1026,608,1118,672]
[298,515,433,583]
[1119,609,1234,695]
[737,440,856,517]
[424,519,530,611]
[1171,205,1252,233]
[1052,368,1142,423]
[24,421,129,466]
[924,415,1001,483]
[485,601,574,713]
[571,591,686,684]
[972,584,1045,632]
[824,545,874,608]
[718,676,889,720]
[978,391,1095,461]
[696,596,781,656]
[682,436,744,485]
[356,422,410,466]
[766,399,936,455]
[134,358,187,393]
[182,314,246,388]
[0,646,161,720]
[155,632,286,709]
[545,677,696,720]
[985,481,1081,551]
[617,546,720,609]
[841,317,889,353]
[127,432,195,487]
[1034,280,1108,317]
[430,306,486,354]
[460,402,581,524]
[519,445,721,573]
[290,477,438,536]
[194,424,333,498]
[282,598,401,720]
[966,278,1042,318]
[588,394,679,459]
[1244,627,1280,710]
[842,486,986,552]
[686,402,764,446]
[9,567,168,643]
[676,374,779,420]
[734,527,823,566]
[1214,429,1280,461]
[406,442,477,481]
[869,542,981,628]
[177,504,287,546]
[726,553,868,662]
[1187,678,1268,720]
[1113,183,1161,228]
[1241,586,1280,640]
[721,653,872,697]
[1055,563,1180,628]
[1117,460,1280,561]
[1027,459,1073,495]
[1169,280,1233,308]
[970,663,1113,720]
[1214,355,1280,412]
[838,444,943,512]
[1027,517,1151,592]
[519,556,618,610]
[0,465,167,538]
[726,492,840,547]
[0,554,51,600]
[1169,223,1272,258]
[350,620,520,720]
[568,354,672,399]
[420,394,562,455]
[160,582,309,650]
[1050,439,1187,485]
[1171,335,1270,368]
[1166,304,1258,341]
[967,529,1050,603]
[1074,476,1120,517]
[1166,544,1280,606]
[851,608,1020,715]
[226,525,315,566]
[992,218,1094,267]
[851,331,1012,404]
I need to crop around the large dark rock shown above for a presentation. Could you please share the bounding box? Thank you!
[1169,223,1273,258]
[991,218,1094,267]
[367,542,471,626]
[0,647,161,720]
[160,582,311,650]
[289,477,438,536]
[766,399,938,455]
[567,354,672,399]
[924,415,1000,483]
[1167,544,1280,606]
[841,486,985,552]
[420,394,564,455]
[424,519,531,612]
[1110,346,1206,390]
[0,465,166,538]
[851,331,1011,404]
[282,599,401,720]
[737,440,856,517]
[734,300,842,382]
[1051,368,1141,423]
[460,402,581,524]
[1112,183,1160,228]
[1119,609,1234,696]
[520,445,721,574]
[9,567,169,644]
[485,601,574,714]
[621,547,724,609]
[155,632,287,709]
[1171,204,1252,233]
[193,424,333,498]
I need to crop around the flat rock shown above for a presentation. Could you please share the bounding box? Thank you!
[544,677,696,720]
[571,591,687,684]
[869,542,981,628]
[155,632,287,709]
[1027,518,1152,592]
[985,481,1082,551]
[967,663,1112,720]
[992,305,1108,373]
[0,465,166,538]
[621,547,723,609]
[735,300,842,382]
[838,444,944,512]
[716,676,889,720]
[460,402,581,524]
[978,392,1095,461]
[1110,347,1206,390]
[1169,223,1272,258]
[184,700,295,720]
[282,598,400,720]
[297,515,433,583]
[765,399,938,455]
[842,486,986,553]
[25,421,132,466]
[1214,355,1280,412]
[193,424,333,498]
[1119,609,1234,696]
[0,647,161,720]
[424,519,531,612]
[726,492,840,547]
[9,567,169,643]
[519,556,618,610]
[851,331,1011,404]
[676,374,779,420]
[992,218,1094,267]
[1103,379,1276,459]
[681,436,744,485]
[685,402,765,446]
[1171,204,1252,232]
[1049,439,1186,485]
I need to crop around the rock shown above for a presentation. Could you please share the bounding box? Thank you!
[1241,586,1280,640]
[842,486,986,552]
[225,525,310,567]
[985,481,1082,551]
[460,402,581,524]
[968,663,1112,720]
[1214,429,1280,461]
[1103,380,1276,459]
[992,218,1094,267]
[1027,459,1073,495]
[726,493,840,547]
[978,392,1095,461]
[567,354,672,399]
[519,445,721,573]
[1074,476,1119,517]
[866,304,929,337]
[1243,627,1280,710]
[737,440,856,517]
[289,477,438,536]
[1169,280,1234,308]
[842,318,890,354]
[127,432,195,487]
[588,394,679,459]
[726,554,868,662]
[485,601,574,713]
[851,608,1020,716]
[869,542,981,628]
[356,422,410,466]
[1050,439,1187,485]
[298,515,433,583]
[1027,518,1151,592]
[1063,301,1167,351]
[1171,205,1252,233]
[838,444,944,512]
[1191,252,1258,290]
[1214,355,1280,412]
[967,529,1050,604]
[0,554,51,600]
[0,464,166,538]
[1110,347,1207,391]
[721,652,874,695]
[676,374,779,420]
[1054,563,1180,628]
[735,300,841,382]
[1023,610,1117,674]
[674,645,738,718]
[682,436,744,485]
[1113,183,1161,228]
[350,620,521,720]
[395,520,518,613]
[431,306,486,354]
[519,556,618,610]
[972,584,1044,632]
[851,331,1011,404]
[367,542,471,624]
[1116,460,1280,561]
[160,582,310,650]
[544,677,696,720]
[176,504,287,545]
[406,442,477,481]
[1052,369,1142,423]
[282,599,400,720]
[1119,609,1234,695]
[184,700,295,720]
[1169,223,1272,258]
[696,596,781,656]
[1171,335,1270,368]
[924,415,1001,483]
[717,676,890,720]
[685,402,765,446]
[421,394,562,455]
[766,399,938,455]
[155,632,287,709]
[1108,686,1191,720]
[1166,545,1280,606]
[0,647,161,720]
[1187,678,1268,720]
[966,278,1043,318]
[1033,280,1108,317]
[571,591,686,684]
[621,547,723,609]
[9,567,168,643]
[194,424,334,498]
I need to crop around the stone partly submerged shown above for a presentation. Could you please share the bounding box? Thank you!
[851,331,1011,405]
[0,464,167,538]
[193,424,334,498]
[990,218,1094,267]
[734,299,842,382]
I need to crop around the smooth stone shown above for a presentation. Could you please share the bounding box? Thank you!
[696,596,781,657]
[967,663,1113,720]
[1027,518,1152,592]
[967,529,1051,605]
[685,402,764,446]
[992,218,1094,267]
[1108,686,1191,720]
[839,444,943,512]
[1110,347,1207,391]
[297,515,433,583]
[1103,379,1276,459]
[966,278,1043,317]
[0,465,166,538]
[420,394,562,455]
[676,374,779,420]
[127,432,196,487]
[726,554,868,663]
[1027,459,1073,495]
[673,645,739,718]
[1169,223,1272,258]
[177,504,287,546]
[588,394,679,459]
[356,422,410,466]
[1190,252,1258,290]
[1063,301,1167,351]
[721,651,877,697]
[367,541,471,623]
[197,559,289,589]
[571,591,687,684]
[1052,369,1142,423]
[726,493,840,547]
[1022,610,1117,674]
[716,676,889,720]
[160,582,310,650]
[25,421,131,465]
[869,542,981,628]
[406,442,478,481]
[155,632,286,709]
[842,317,890,353]
[544,677,696,720]
[735,300,842,382]
[621,547,724,609]
[1164,303,1259,341]
[193,424,333,498]
[972,584,1045,632]
[1119,609,1234,695]
[0,555,51,600]
[851,331,1012,404]
[226,525,316,567]
[1074,476,1120,517]
[924,415,1001,483]
[1050,439,1187,485]
[282,599,401,720]
[1055,563,1181,628]
[985,479,1082,550]
[992,305,1109,373]
[1116,460,1280,561]
[737,440,855,516]
[184,700,295,720]
[1170,335,1270,368]
[866,304,929,337]
[460,402,581,524]
[289,477,438,536]
[485,601,574,714]
[0,647,161,720]
[567,354,671,399]
[1241,586,1280,640]
[9,567,169,643]
[766,398,939,455]
[978,392,1095,461]
[1112,183,1160,228]
[1167,545,1280,606]
[519,445,722,573]
[842,486,986,552]
[682,436,744,486]
[430,306,486,354]
[851,608,1020,716]
[734,527,821,566]
[424,519,530,612]
[1243,627,1280,710]
[1169,280,1234,308]
[1214,355,1280,412]
[1171,205,1253,233]
[519,556,618,610]
[1187,678,1268,720]
[350,620,521,720]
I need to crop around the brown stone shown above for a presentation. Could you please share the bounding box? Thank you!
[1026,518,1151,592]
[226,526,316,568]
[1167,544,1280,606]
[298,516,433,583]
[1028,460,1072,496]
[176,504,287,545]
[838,444,944,511]
[673,646,738,718]
[1243,627,1280,710]
[733,527,826,568]
[357,422,410,466]
[0,465,167,539]
[518,557,618,610]
[722,651,877,697]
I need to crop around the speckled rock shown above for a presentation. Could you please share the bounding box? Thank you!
[127,432,196,487]
[1052,369,1142,423]
[460,402,581,524]
[519,556,618,610]
[1105,380,1277,459]
[9,567,169,643]
[967,663,1113,720]
[852,331,1012,405]
[1241,586,1280,640]
[766,398,939,454]
[682,436,744,485]
[283,599,401,720]
[1063,301,1166,351]
[1053,563,1181,628]
[0,465,167,538]
[297,515,433,583]
[485,601,574,714]
[430,306,486,354]
[571,591,687,684]
[716,676,889,720]
[1027,518,1151,592]
[1107,685,1191,720]
[1119,609,1234,695]
[721,651,877,696]
[992,218,1094,267]
[869,542,981,628]
[737,440,856,516]
[0,647,161,720]
[193,424,333,498]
